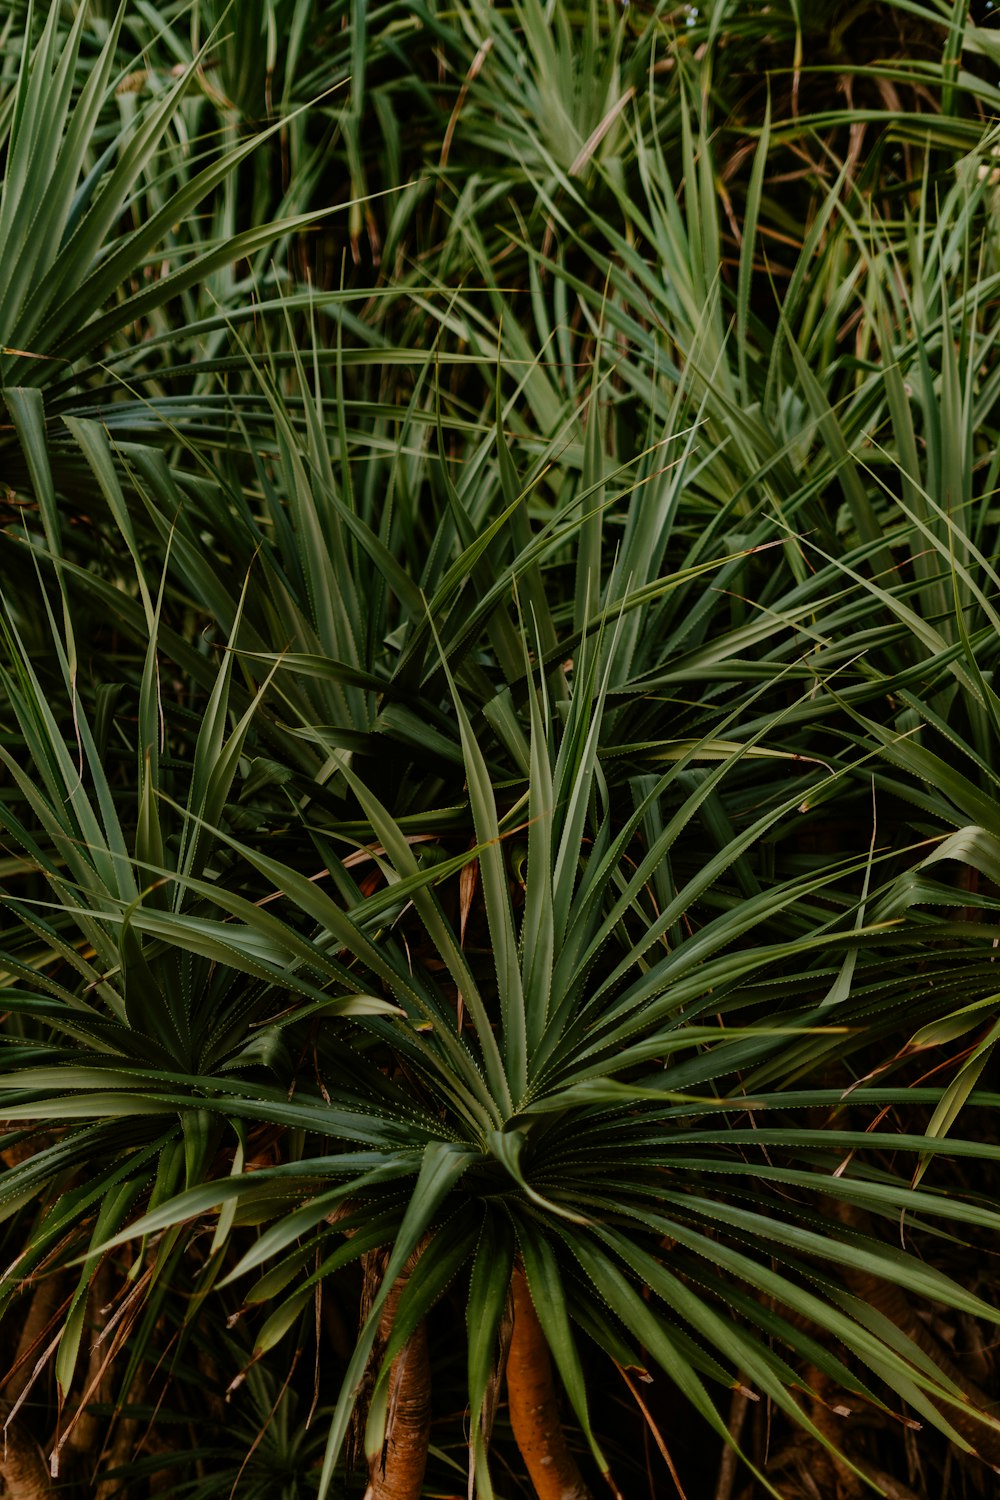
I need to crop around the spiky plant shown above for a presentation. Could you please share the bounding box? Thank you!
[5,4,1000,1499]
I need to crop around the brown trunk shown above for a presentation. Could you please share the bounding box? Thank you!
[0,1130,52,1171]
[803,1365,864,1500]
[506,1269,593,1500]
[92,1360,150,1500]
[1,1132,63,1496]
[830,1199,1000,1469]
[713,1385,750,1500]
[4,1277,66,1404]
[0,1414,55,1500]
[364,1275,431,1500]
[58,1262,114,1472]
[0,1279,64,1500]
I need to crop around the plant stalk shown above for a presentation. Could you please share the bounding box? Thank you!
[507,1269,593,1500]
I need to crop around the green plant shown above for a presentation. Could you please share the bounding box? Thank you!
[6,4,1000,1499]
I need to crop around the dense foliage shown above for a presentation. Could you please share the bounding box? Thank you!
[4,2,1000,1496]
